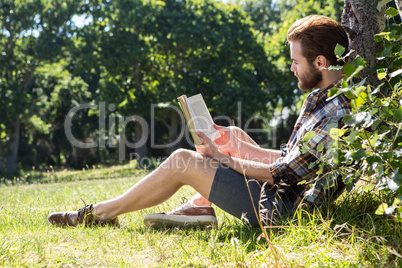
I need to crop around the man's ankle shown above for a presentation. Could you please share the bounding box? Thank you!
[191,197,212,207]
[93,203,115,221]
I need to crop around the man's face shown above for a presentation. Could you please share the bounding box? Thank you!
[289,41,323,92]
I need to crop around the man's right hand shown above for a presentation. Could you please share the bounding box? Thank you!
[212,124,241,158]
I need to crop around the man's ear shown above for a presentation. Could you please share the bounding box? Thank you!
[314,55,328,70]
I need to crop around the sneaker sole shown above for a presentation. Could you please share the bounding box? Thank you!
[143,214,217,227]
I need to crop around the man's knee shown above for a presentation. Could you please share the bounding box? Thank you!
[170,148,194,160]
[167,148,198,171]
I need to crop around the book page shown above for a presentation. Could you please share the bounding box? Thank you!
[187,94,220,142]
[177,94,202,145]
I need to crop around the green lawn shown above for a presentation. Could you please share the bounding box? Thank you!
[0,165,401,267]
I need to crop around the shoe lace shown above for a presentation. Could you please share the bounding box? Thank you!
[180,197,188,205]
[171,197,192,213]
[77,198,93,221]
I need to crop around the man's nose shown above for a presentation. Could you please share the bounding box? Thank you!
[290,63,296,73]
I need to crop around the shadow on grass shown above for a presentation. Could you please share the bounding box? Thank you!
[0,164,148,186]
[121,218,275,255]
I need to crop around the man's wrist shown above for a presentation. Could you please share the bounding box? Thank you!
[216,152,232,167]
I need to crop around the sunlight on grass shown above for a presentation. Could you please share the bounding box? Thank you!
[0,165,401,266]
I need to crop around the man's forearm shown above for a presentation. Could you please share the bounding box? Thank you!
[216,152,274,184]
[232,139,282,165]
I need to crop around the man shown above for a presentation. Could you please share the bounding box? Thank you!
[48,15,351,228]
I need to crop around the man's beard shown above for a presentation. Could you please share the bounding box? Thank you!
[298,64,322,92]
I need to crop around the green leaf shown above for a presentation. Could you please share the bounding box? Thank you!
[301,131,315,142]
[371,119,382,131]
[352,56,366,67]
[28,115,51,134]
[308,162,317,169]
[334,44,345,58]
[377,163,384,178]
[394,107,402,120]
[300,144,309,154]
[344,129,357,143]
[375,203,388,215]
[343,112,369,127]
[328,86,340,98]
[386,7,399,17]
[395,149,402,158]
[329,128,346,140]
[377,72,387,80]
[351,148,366,161]
[377,46,392,59]
[316,162,325,174]
[317,143,324,152]
[368,132,379,147]
[118,99,128,108]
[392,198,401,207]
[377,0,392,12]
[362,184,374,192]
[343,63,357,77]
[352,91,368,109]
[354,85,366,96]
[393,169,402,186]
[344,90,356,100]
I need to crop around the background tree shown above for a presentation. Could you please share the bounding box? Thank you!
[0,0,82,173]
[151,0,274,150]
[231,0,281,35]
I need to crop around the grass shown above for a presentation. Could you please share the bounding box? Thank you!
[0,164,401,267]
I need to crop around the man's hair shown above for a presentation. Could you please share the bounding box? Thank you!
[287,15,349,66]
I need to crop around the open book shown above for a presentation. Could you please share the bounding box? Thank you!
[177,94,220,145]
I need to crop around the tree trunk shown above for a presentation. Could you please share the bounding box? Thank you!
[134,121,148,167]
[341,0,386,86]
[168,110,181,154]
[396,0,402,20]
[5,117,20,174]
[0,149,4,174]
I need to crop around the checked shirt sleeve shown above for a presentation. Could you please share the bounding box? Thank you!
[269,116,343,187]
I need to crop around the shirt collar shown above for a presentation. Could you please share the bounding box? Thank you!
[303,79,343,114]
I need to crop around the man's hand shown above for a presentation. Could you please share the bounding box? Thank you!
[195,131,224,160]
[213,124,241,157]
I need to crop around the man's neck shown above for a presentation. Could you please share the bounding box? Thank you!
[318,70,343,89]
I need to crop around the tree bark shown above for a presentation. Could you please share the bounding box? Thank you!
[5,117,20,174]
[134,121,148,168]
[167,110,181,154]
[0,149,4,174]
[396,0,402,20]
[341,0,386,86]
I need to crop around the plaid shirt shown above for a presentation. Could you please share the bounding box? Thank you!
[269,80,351,206]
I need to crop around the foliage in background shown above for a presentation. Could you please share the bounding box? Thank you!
[1,0,283,173]
[0,0,83,173]
[1,0,400,177]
